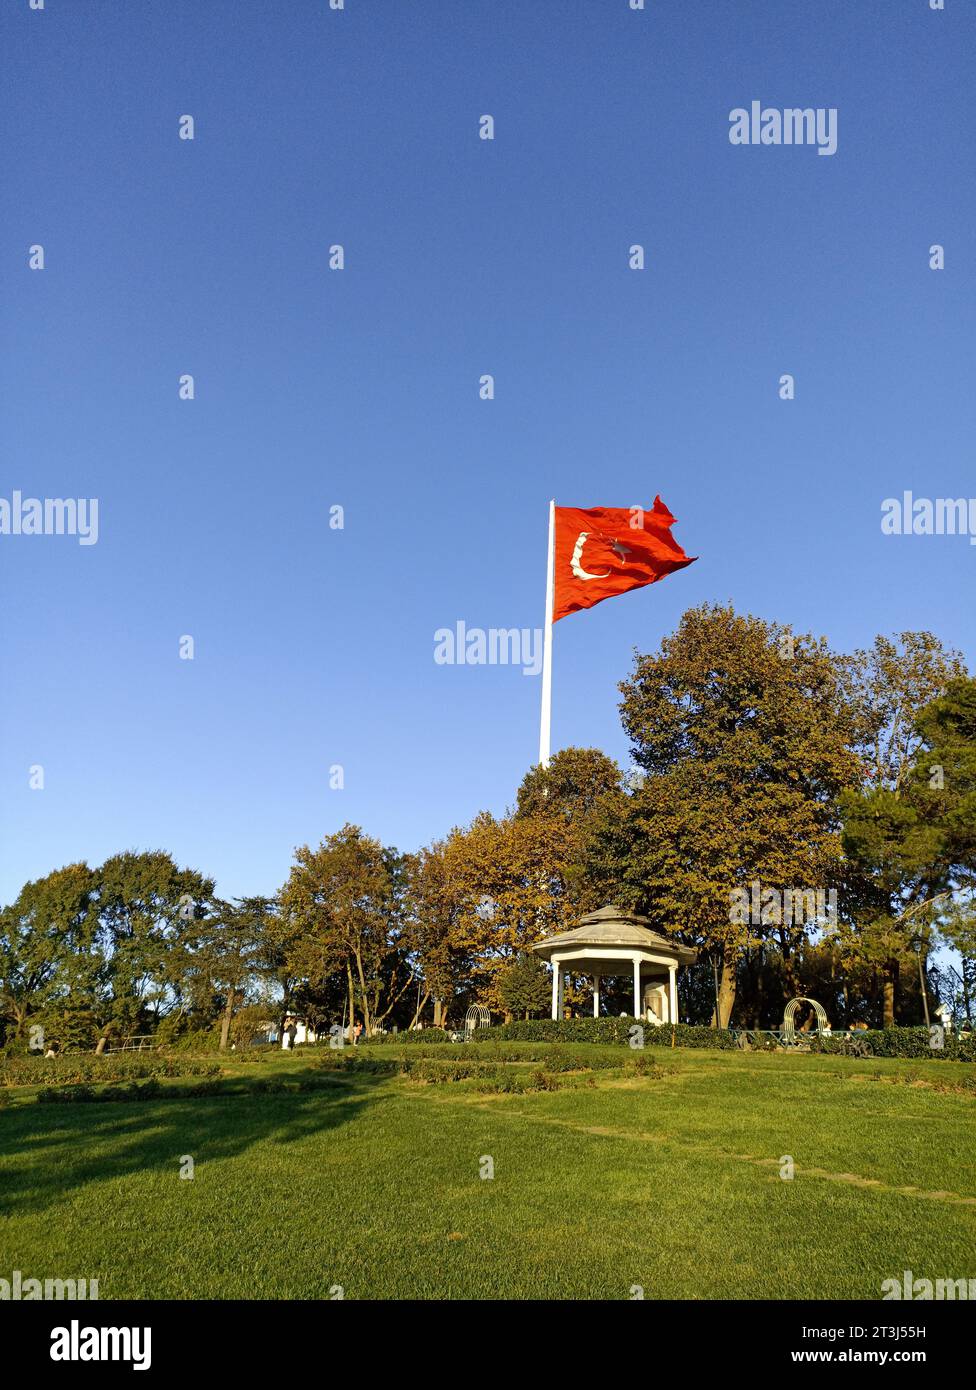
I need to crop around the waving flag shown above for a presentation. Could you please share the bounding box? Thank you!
[539,495,696,766]
[552,497,696,622]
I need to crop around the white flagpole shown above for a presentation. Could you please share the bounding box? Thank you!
[539,498,555,768]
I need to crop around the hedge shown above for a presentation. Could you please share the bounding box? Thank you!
[0,1054,223,1088]
[810,1027,976,1062]
[35,1072,354,1105]
[358,1027,452,1045]
[467,1019,976,1059]
[470,1018,737,1049]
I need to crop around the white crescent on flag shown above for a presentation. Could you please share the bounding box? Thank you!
[570,531,610,581]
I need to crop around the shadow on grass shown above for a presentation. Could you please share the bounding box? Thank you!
[0,1070,389,1221]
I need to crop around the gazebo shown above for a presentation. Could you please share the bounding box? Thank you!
[532,905,697,1024]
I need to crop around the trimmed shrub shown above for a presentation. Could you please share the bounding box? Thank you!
[810,1027,976,1062]
[313,1053,401,1076]
[406,1059,488,1083]
[0,1053,222,1088]
[471,1018,736,1049]
[359,1028,452,1045]
[35,1072,356,1105]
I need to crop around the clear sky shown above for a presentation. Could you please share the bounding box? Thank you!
[2,0,973,905]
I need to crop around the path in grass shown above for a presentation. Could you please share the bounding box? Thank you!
[1,1047,972,1299]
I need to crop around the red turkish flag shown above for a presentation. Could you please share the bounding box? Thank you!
[552,497,696,623]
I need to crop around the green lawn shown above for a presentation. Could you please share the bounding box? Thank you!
[1,1044,973,1299]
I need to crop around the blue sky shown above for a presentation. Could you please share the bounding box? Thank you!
[2,0,973,905]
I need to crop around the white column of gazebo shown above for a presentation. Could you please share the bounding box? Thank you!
[533,905,697,1024]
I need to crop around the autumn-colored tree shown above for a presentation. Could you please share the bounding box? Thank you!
[414,803,594,1013]
[403,841,475,1027]
[516,747,624,825]
[599,604,858,1026]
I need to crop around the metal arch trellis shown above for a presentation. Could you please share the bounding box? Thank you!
[782,996,830,1043]
[464,1004,491,1041]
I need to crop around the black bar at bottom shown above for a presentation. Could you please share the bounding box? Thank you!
[6,1298,969,1374]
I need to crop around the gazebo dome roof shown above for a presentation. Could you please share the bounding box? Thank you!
[532,904,697,964]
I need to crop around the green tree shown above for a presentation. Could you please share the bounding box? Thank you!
[940,895,976,1026]
[182,895,272,1049]
[497,951,552,1020]
[838,642,969,1025]
[913,676,976,876]
[280,825,415,1036]
[0,863,99,1045]
[94,850,214,1038]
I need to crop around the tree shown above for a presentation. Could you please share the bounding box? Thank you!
[602,604,858,1026]
[940,895,976,1026]
[254,893,307,1031]
[516,747,625,919]
[183,896,272,1049]
[94,850,214,1036]
[428,809,592,1013]
[839,645,969,1025]
[840,632,965,792]
[280,825,415,1036]
[496,951,552,1019]
[913,677,976,877]
[0,863,99,1045]
[403,841,475,1028]
[516,747,624,824]
[920,680,976,1026]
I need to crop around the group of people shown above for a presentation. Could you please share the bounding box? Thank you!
[279,1016,363,1049]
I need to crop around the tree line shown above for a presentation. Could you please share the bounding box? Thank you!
[3,604,974,1051]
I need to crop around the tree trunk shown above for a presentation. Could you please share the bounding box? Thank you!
[352,951,372,1036]
[410,988,430,1029]
[882,958,898,1028]
[778,932,802,1003]
[711,953,737,1028]
[219,986,236,1051]
[346,962,356,1041]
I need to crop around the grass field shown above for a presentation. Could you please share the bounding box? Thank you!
[1,1043,974,1300]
